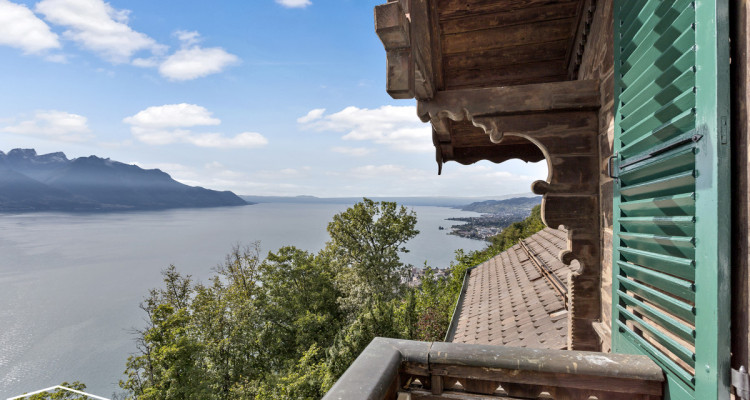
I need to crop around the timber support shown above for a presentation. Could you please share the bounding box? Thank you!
[418,80,603,351]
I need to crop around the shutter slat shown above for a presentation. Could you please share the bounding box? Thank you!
[619,144,695,185]
[621,70,695,130]
[618,247,695,281]
[619,193,695,217]
[616,321,696,386]
[620,109,696,158]
[622,2,695,74]
[621,26,695,89]
[619,216,695,236]
[620,89,696,138]
[619,170,694,200]
[618,232,695,259]
[617,276,696,323]
[619,261,696,302]
[622,0,693,58]
[622,67,695,117]
[620,0,663,38]
[618,291,695,344]
[618,306,696,367]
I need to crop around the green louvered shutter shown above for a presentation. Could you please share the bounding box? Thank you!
[612,0,731,399]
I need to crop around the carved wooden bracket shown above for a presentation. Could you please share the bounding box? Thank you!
[418,80,602,351]
[375,0,435,100]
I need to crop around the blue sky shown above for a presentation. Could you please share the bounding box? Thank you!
[0,0,547,197]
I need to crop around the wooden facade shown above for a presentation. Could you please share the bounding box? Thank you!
[352,0,750,399]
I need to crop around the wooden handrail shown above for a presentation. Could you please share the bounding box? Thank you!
[324,338,664,400]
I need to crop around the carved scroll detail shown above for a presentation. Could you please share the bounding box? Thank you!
[417,80,602,350]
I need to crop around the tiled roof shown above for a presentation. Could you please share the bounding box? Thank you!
[446,228,574,349]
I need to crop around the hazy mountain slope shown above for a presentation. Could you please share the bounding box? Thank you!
[0,149,248,212]
[458,196,542,214]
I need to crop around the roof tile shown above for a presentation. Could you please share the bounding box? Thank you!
[448,228,573,350]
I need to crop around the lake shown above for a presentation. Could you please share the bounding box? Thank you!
[0,203,486,397]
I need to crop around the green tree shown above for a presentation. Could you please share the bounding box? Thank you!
[25,382,88,400]
[326,198,418,313]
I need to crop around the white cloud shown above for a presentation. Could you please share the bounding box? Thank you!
[157,31,239,81]
[123,104,267,149]
[174,30,201,46]
[185,132,267,148]
[297,108,325,124]
[1,110,92,142]
[0,0,60,54]
[35,0,165,64]
[159,46,239,81]
[331,146,373,156]
[123,103,221,128]
[299,105,432,153]
[276,0,311,8]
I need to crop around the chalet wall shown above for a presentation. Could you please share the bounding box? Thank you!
[576,0,613,352]
[731,0,750,372]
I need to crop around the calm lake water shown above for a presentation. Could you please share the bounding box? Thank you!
[0,203,485,397]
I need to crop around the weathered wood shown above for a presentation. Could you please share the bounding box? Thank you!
[431,365,662,396]
[444,59,567,90]
[417,80,600,123]
[428,0,444,91]
[438,0,582,20]
[325,338,664,399]
[442,18,576,55]
[566,0,596,79]
[440,1,580,35]
[416,80,601,350]
[411,0,436,99]
[443,39,568,70]
[731,0,750,373]
[375,1,411,50]
[430,375,443,395]
[386,48,415,99]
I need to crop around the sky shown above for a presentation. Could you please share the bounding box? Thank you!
[0,0,547,197]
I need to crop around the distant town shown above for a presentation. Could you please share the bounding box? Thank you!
[448,196,542,241]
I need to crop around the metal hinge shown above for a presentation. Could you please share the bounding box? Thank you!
[733,366,750,400]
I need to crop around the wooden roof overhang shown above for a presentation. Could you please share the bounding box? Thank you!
[375,0,596,173]
[375,0,604,351]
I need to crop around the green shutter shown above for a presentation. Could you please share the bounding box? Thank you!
[612,0,731,399]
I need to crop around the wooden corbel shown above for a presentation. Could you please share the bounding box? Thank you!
[418,80,603,351]
[375,0,436,100]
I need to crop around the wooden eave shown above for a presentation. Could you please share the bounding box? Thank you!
[375,0,596,170]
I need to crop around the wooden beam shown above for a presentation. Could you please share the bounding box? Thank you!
[442,18,576,55]
[411,0,436,99]
[440,2,580,35]
[731,0,750,372]
[417,79,600,123]
[375,1,410,50]
[566,0,597,79]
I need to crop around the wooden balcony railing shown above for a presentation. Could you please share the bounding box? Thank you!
[323,338,664,400]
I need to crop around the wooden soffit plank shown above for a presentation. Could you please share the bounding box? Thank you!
[417,79,600,123]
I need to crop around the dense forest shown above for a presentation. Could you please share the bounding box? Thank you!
[29,201,545,400]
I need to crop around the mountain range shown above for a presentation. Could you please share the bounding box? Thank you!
[457,196,542,214]
[0,149,247,212]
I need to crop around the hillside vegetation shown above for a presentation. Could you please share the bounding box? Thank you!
[117,202,545,399]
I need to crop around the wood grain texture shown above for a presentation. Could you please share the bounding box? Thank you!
[731,0,750,372]
[439,1,580,34]
[442,18,576,55]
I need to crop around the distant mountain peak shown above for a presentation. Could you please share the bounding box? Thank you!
[6,148,69,164]
[0,148,248,212]
[8,148,38,158]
